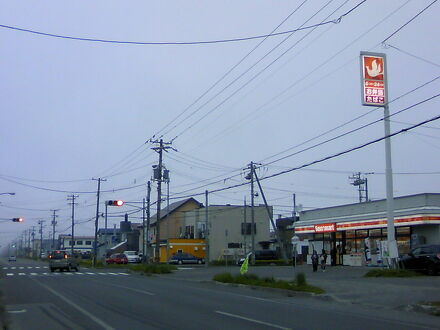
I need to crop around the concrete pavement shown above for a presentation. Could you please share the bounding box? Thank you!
[164,264,440,314]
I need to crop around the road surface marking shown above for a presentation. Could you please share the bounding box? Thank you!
[35,266,40,269]
[75,272,85,275]
[27,267,33,269]
[19,267,24,269]
[99,282,154,296]
[86,272,96,275]
[18,273,26,276]
[34,280,115,330]
[6,273,13,276]
[11,267,16,270]
[215,311,291,330]
[2,267,7,270]
[8,309,26,314]
[30,273,38,276]
[98,273,108,275]
[118,273,130,275]
[64,273,74,275]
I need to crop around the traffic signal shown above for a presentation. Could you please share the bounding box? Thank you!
[12,217,24,223]
[107,200,124,206]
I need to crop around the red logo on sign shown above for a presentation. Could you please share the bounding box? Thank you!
[363,56,384,81]
[314,223,336,233]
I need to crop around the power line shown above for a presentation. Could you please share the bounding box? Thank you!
[169,113,440,200]
[170,0,353,140]
[0,6,360,47]
[382,0,438,44]
[186,1,410,149]
[384,43,440,68]
[152,0,310,139]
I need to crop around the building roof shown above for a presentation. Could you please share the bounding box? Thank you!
[297,193,440,225]
[98,228,121,234]
[150,197,202,225]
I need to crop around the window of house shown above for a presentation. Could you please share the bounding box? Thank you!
[69,240,74,246]
[85,241,92,245]
[228,243,242,248]
[76,241,83,245]
[185,225,194,239]
[241,223,256,235]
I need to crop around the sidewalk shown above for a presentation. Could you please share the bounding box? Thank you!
[165,264,440,312]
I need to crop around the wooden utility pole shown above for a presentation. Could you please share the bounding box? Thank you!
[67,195,79,256]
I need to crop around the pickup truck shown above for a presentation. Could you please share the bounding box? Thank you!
[49,250,80,272]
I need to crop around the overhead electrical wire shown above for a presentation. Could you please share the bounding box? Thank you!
[191,1,411,149]
[381,0,438,44]
[152,0,310,139]
[0,4,363,47]
[169,113,440,200]
[384,43,440,69]
[170,0,353,141]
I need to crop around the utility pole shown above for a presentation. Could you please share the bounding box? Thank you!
[205,190,209,267]
[253,170,288,264]
[93,178,106,266]
[31,226,35,257]
[67,195,79,256]
[145,181,151,263]
[150,139,174,263]
[51,209,59,250]
[292,193,297,220]
[243,196,247,256]
[245,162,258,263]
[38,220,44,257]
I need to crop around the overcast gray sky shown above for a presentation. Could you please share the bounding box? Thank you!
[1,0,439,246]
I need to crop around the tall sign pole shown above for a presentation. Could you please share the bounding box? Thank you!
[360,51,398,267]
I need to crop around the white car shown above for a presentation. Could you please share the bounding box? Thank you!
[123,251,141,263]
[8,256,16,262]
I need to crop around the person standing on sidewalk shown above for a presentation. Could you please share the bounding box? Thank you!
[320,249,328,272]
[311,250,319,272]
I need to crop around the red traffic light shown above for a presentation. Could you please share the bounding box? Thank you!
[12,217,24,222]
[107,200,124,207]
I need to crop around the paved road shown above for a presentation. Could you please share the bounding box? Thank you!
[1,258,439,330]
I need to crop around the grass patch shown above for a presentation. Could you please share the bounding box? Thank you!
[364,269,421,278]
[129,264,177,274]
[213,272,324,294]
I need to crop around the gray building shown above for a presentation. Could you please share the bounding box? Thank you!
[294,193,440,266]
[184,204,272,262]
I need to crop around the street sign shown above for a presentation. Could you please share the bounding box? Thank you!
[360,52,387,107]
[291,235,300,246]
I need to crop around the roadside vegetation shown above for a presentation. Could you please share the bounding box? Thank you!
[213,272,324,294]
[129,264,177,275]
[364,269,421,277]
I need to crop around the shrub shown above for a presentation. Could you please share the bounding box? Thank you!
[213,273,234,282]
[129,264,176,274]
[295,272,307,286]
[364,269,421,278]
[212,272,324,294]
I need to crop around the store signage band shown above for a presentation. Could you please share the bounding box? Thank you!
[314,223,336,233]
[360,52,387,107]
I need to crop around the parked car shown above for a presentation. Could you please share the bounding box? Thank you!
[399,244,440,275]
[168,252,204,265]
[49,250,79,272]
[105,253,128,264]
[40,252,48,259]
[237,250,278,265]
[8,255,16,262]
[123,251,141,263]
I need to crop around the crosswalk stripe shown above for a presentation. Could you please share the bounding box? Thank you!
[18,273,26,276]
[75,272,85,275]
[86,272,96,275]
[6,273,13,276]
[30,273,38,276]
[2,272,130,277]
[11,267,16,270]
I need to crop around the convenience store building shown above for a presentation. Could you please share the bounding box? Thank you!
[293,193,440,266]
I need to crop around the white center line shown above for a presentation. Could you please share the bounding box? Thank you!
[215,311,291,330]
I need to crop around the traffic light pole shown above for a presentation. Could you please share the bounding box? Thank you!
[93,178,106,266]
